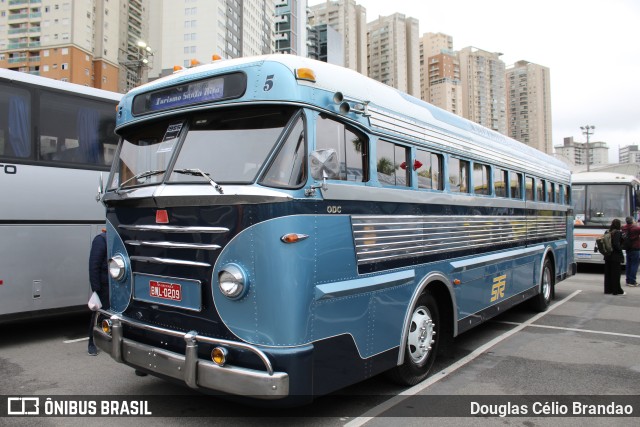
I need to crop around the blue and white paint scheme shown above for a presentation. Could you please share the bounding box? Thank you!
[93,55,575,403]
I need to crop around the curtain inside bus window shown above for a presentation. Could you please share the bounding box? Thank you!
[8,95,30,158]
[77,108,100,164]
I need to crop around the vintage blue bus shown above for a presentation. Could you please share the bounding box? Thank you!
[94,55,575,402]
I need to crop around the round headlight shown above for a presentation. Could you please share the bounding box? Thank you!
[108,255,126,281]
[218,265,246,299]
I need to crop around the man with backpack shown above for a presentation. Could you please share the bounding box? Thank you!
[603,219,625,295]
[622,216,640,287]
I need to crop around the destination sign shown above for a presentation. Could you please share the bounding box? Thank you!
[149,78,224,111]
[132,72,247,116]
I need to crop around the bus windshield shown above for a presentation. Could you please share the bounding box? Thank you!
[572,184,630,226]
[109,106,300,190]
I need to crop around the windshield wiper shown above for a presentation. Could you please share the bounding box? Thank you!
[116,169,166,193]
[174,168,224,194]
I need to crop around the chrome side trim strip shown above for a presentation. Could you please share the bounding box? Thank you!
[125,240,221,250]
[130,256,211,267]
[450,245,545,272]
[119,224,229,233]
[314,270,415,300]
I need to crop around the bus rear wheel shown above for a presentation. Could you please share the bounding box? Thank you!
[387,293,440,386]
[531,258,554,312]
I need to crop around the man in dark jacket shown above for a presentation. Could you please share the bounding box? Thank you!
[622,216,640,286]
[88,230,109,355]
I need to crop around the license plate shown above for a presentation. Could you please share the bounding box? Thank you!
[576,253,592,259]
[149,280,182,301]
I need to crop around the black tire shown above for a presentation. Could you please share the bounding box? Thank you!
[531,258,554,312]
[386,293,440,386]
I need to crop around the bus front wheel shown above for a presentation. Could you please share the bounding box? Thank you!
[387,293,440,386]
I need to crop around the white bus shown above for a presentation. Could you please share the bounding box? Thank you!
[572,172,640,264]
[0,69,122,322]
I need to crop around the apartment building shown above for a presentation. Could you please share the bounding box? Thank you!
[307,23,343,66]
[555,136,609,168]
[419,32,454,103]
[619,145,640,164]
[148,0,274,79]
[367,13,419,97]
[274,0,306,56]
[506,60,552,154]
[0,0,128,91]
[309,0,367,74]
[458,46,506,134]
[118,0,150,92]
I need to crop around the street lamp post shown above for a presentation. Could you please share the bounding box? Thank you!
[580,125,595,171]
[119,40,153,91]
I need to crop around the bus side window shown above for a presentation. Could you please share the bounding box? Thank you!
[315,115,367,182]
[416,149,443,191]
[449,157,469,193]
[0,83,32,159]
[473,162,490,195]
[510,172,523,199]
[376,139,410,187]
[537,179,545,202]
[40,91,116,167]
[494,168,508,198]
[525,176,535,201]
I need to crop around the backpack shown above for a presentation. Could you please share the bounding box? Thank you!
[622,231,633,251]
[596,231,613,256]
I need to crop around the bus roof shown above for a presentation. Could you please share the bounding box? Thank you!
[0,68,122,102]
[572,171,640,185]
[119,55,569,182]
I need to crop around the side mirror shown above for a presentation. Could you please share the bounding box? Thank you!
[96,173,104,203]
[305,149,340,197]
[309,149,339,181]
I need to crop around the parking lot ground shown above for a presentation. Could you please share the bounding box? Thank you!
[347,266,640,426]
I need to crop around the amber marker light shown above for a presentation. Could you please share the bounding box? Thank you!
[280,233,309,244]
[211,347,228,366]
[295,68,316,82]
[101,319,113,335]
[212,54,222,61]
[453,279,461,285]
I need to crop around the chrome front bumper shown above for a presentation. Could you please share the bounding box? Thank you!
[93,312,289,399]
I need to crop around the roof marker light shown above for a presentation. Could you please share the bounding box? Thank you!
[295,68,316,82]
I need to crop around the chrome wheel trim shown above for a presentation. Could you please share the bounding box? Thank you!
[542,263,551,302]
[407,305,435,365]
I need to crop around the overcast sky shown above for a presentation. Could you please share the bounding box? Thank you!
[308,0,640,161]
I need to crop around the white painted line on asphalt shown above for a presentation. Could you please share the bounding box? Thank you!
[343,290,582,427]
[495,321,640,339]
[63,337,89,344]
